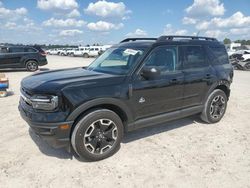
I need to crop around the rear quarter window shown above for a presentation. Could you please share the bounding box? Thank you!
[24,48,37,52]
[209,46,229,65]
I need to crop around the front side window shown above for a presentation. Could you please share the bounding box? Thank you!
[182,46,207,69]
[87,47,145,75]
[143,45,179,74]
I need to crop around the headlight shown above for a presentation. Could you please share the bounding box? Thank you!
[30,95,58,111]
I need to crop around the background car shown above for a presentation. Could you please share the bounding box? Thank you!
[0,45,47,71]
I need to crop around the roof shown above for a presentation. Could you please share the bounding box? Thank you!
[116,35,221,48]
[114,41,155,48]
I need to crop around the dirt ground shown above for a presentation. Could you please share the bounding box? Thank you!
[0,55,250,188]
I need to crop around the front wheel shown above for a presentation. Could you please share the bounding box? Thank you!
[201,89,227,123]
[71,109,124,161]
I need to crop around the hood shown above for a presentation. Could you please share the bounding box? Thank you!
[21,67,125,94]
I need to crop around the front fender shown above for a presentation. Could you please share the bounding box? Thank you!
[66,98,133,123]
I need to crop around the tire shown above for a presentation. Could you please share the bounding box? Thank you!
[83,53,89,58]
[244,62,250,70]
[71,109,124,161]
[201,89,227,123]
[26,60,38,72]
[0,90,8,97]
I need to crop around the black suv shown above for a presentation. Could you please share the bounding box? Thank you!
[19,36,233,161]
[0,46,47,71]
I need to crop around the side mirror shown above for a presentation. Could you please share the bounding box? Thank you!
[141,67,161,80]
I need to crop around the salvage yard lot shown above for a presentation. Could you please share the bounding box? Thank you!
[0,55,250,187]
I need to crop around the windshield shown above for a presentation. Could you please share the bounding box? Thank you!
[87,47,145,75]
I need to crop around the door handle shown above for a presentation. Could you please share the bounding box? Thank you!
[206,74,211,78]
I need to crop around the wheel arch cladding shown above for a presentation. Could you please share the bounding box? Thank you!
[25,59,38,65]
[67,98,132,135]
[214,84,230,99]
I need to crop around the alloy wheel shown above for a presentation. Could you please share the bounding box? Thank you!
[27,61,38,71]
[210,95,226,119]
[83,119,118,155]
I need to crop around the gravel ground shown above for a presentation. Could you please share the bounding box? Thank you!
[0,55,250,188]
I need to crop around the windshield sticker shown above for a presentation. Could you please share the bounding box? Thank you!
[124,49,140,56]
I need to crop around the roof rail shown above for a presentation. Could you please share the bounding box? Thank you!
[157,35,217,42]
[120,38,157,43]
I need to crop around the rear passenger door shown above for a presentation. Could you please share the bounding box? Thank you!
[6,47,25,67]
[180,45,215,108]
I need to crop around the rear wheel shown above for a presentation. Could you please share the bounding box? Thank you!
[26,60,38,72]
[201,89,227,123]
[71,109,124,161]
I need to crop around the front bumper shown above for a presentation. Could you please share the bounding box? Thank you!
[19,100,73,149]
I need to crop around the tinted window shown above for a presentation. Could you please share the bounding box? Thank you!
[88,47,145,75]
[182,46,207,69]
[9,47,24,53]
[209,46,229,65]
[24,48,37,52]
[95,48,98,51]
[143,46,179,73]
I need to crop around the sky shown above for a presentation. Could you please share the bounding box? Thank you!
[0,0,250,45]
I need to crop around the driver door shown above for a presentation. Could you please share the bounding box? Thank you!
[129,45,184,120]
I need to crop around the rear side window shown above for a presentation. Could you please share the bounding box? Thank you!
[181,46,207,69]
[209,46,229,65]
[24,48,37,52]
[9,47,24,53]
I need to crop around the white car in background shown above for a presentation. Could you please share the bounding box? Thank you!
[239,50,250,61]
[47,49,59,55]
[66,48,77,56]
[78,47,90,57]
[59,48,70,56]
[87,46,104,57]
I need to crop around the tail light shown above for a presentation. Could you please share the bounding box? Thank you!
[40,51,46,56]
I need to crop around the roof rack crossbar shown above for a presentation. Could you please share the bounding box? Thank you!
[120,38,157,43]
[157,35,217,42]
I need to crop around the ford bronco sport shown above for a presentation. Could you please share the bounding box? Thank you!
[19,36,233,161]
